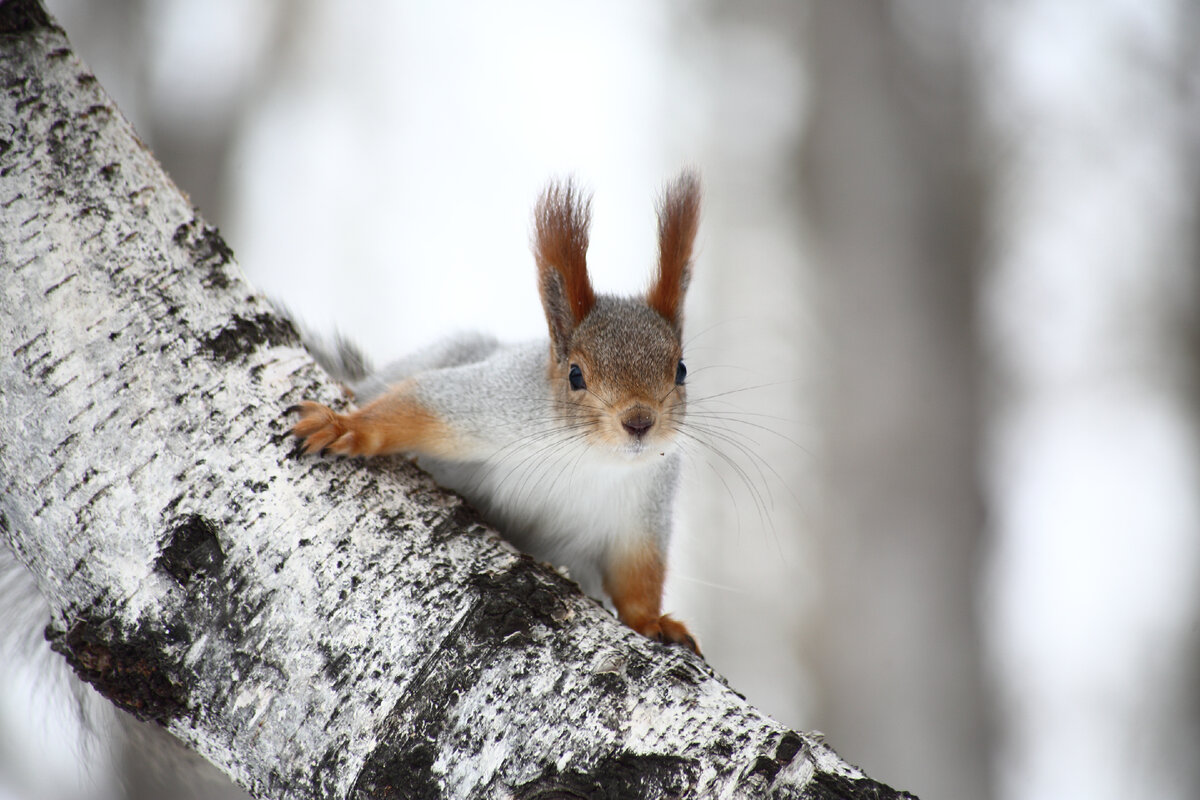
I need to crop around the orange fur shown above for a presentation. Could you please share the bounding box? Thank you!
[647,171,700,329]
[604,542,699,653]
[535,179,596,325]
[291,382,459,459]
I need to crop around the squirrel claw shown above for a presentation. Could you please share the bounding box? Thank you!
[669,632,700,655]
[635,614,700,656]
[291,401,352,455]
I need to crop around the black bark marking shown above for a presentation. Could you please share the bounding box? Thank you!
[199,312,300,363]
[351,559,577,799]
[43,270,77,296]
[0,0,54,34]
[351,653,472,800]
[775,731,803,766]
[47,616,188,724]
[468,555,575,644]
[743,731,808,786]
[665,660,706,687]
[427,502,488,545]
[13,93,41,114]
[312,747,353,800]
[747,755,783,783]
[173,216,235,289]
[511,751,697,799]
[317,641,352,684]
[11,330,45,358]
[49,431,78,457]
[80,103,111,120]
[35,351,68,380]
[588,669,626,697]
[353,737,441,800]
[157,513,225,586]
[806,770,918,800]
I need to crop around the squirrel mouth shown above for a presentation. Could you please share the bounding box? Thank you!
[616,433,675,460]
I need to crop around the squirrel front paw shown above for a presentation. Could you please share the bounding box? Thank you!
[631,614,700,655]
[290,401,371,456]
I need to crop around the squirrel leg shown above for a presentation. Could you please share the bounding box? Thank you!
[603,543,699,654]
[290,381,455,458]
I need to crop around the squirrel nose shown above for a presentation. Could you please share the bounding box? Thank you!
[621,409,655,438]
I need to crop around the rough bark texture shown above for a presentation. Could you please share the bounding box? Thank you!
[0,4,915,798]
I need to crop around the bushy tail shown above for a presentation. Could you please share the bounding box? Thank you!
[0,547,118,798]
[301,330,371,385]
[270,301,372,385]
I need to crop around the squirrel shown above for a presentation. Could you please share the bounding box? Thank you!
[289,172,702,653]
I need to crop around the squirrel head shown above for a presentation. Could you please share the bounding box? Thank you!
[533,172,700,459]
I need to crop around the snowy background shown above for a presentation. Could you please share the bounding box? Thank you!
[3,2,1198,799]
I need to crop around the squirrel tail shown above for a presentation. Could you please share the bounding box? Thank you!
[271,300,372,384]
[302,331,371,384]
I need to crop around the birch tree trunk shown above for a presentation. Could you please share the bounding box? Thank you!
[0,4,912,799]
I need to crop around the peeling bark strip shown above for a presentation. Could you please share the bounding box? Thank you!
[0,5,915,799]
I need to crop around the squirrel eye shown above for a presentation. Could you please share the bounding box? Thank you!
[569,363,586,391]
[675,360,687,385]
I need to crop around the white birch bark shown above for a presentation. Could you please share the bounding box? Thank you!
[0,4,913,798]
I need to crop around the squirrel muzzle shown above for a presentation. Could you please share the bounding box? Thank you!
[620,405,657,439]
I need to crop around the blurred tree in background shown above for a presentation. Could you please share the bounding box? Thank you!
[800,4,988,799]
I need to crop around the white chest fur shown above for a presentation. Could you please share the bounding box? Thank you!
[418,444,678,598]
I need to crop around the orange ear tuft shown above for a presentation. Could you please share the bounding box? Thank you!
[534,179,596,359]
[648,170,700,329]
[535,179,595,322]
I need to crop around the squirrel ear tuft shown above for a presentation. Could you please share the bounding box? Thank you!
[534,178,595,360]
[648,170,700,330]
